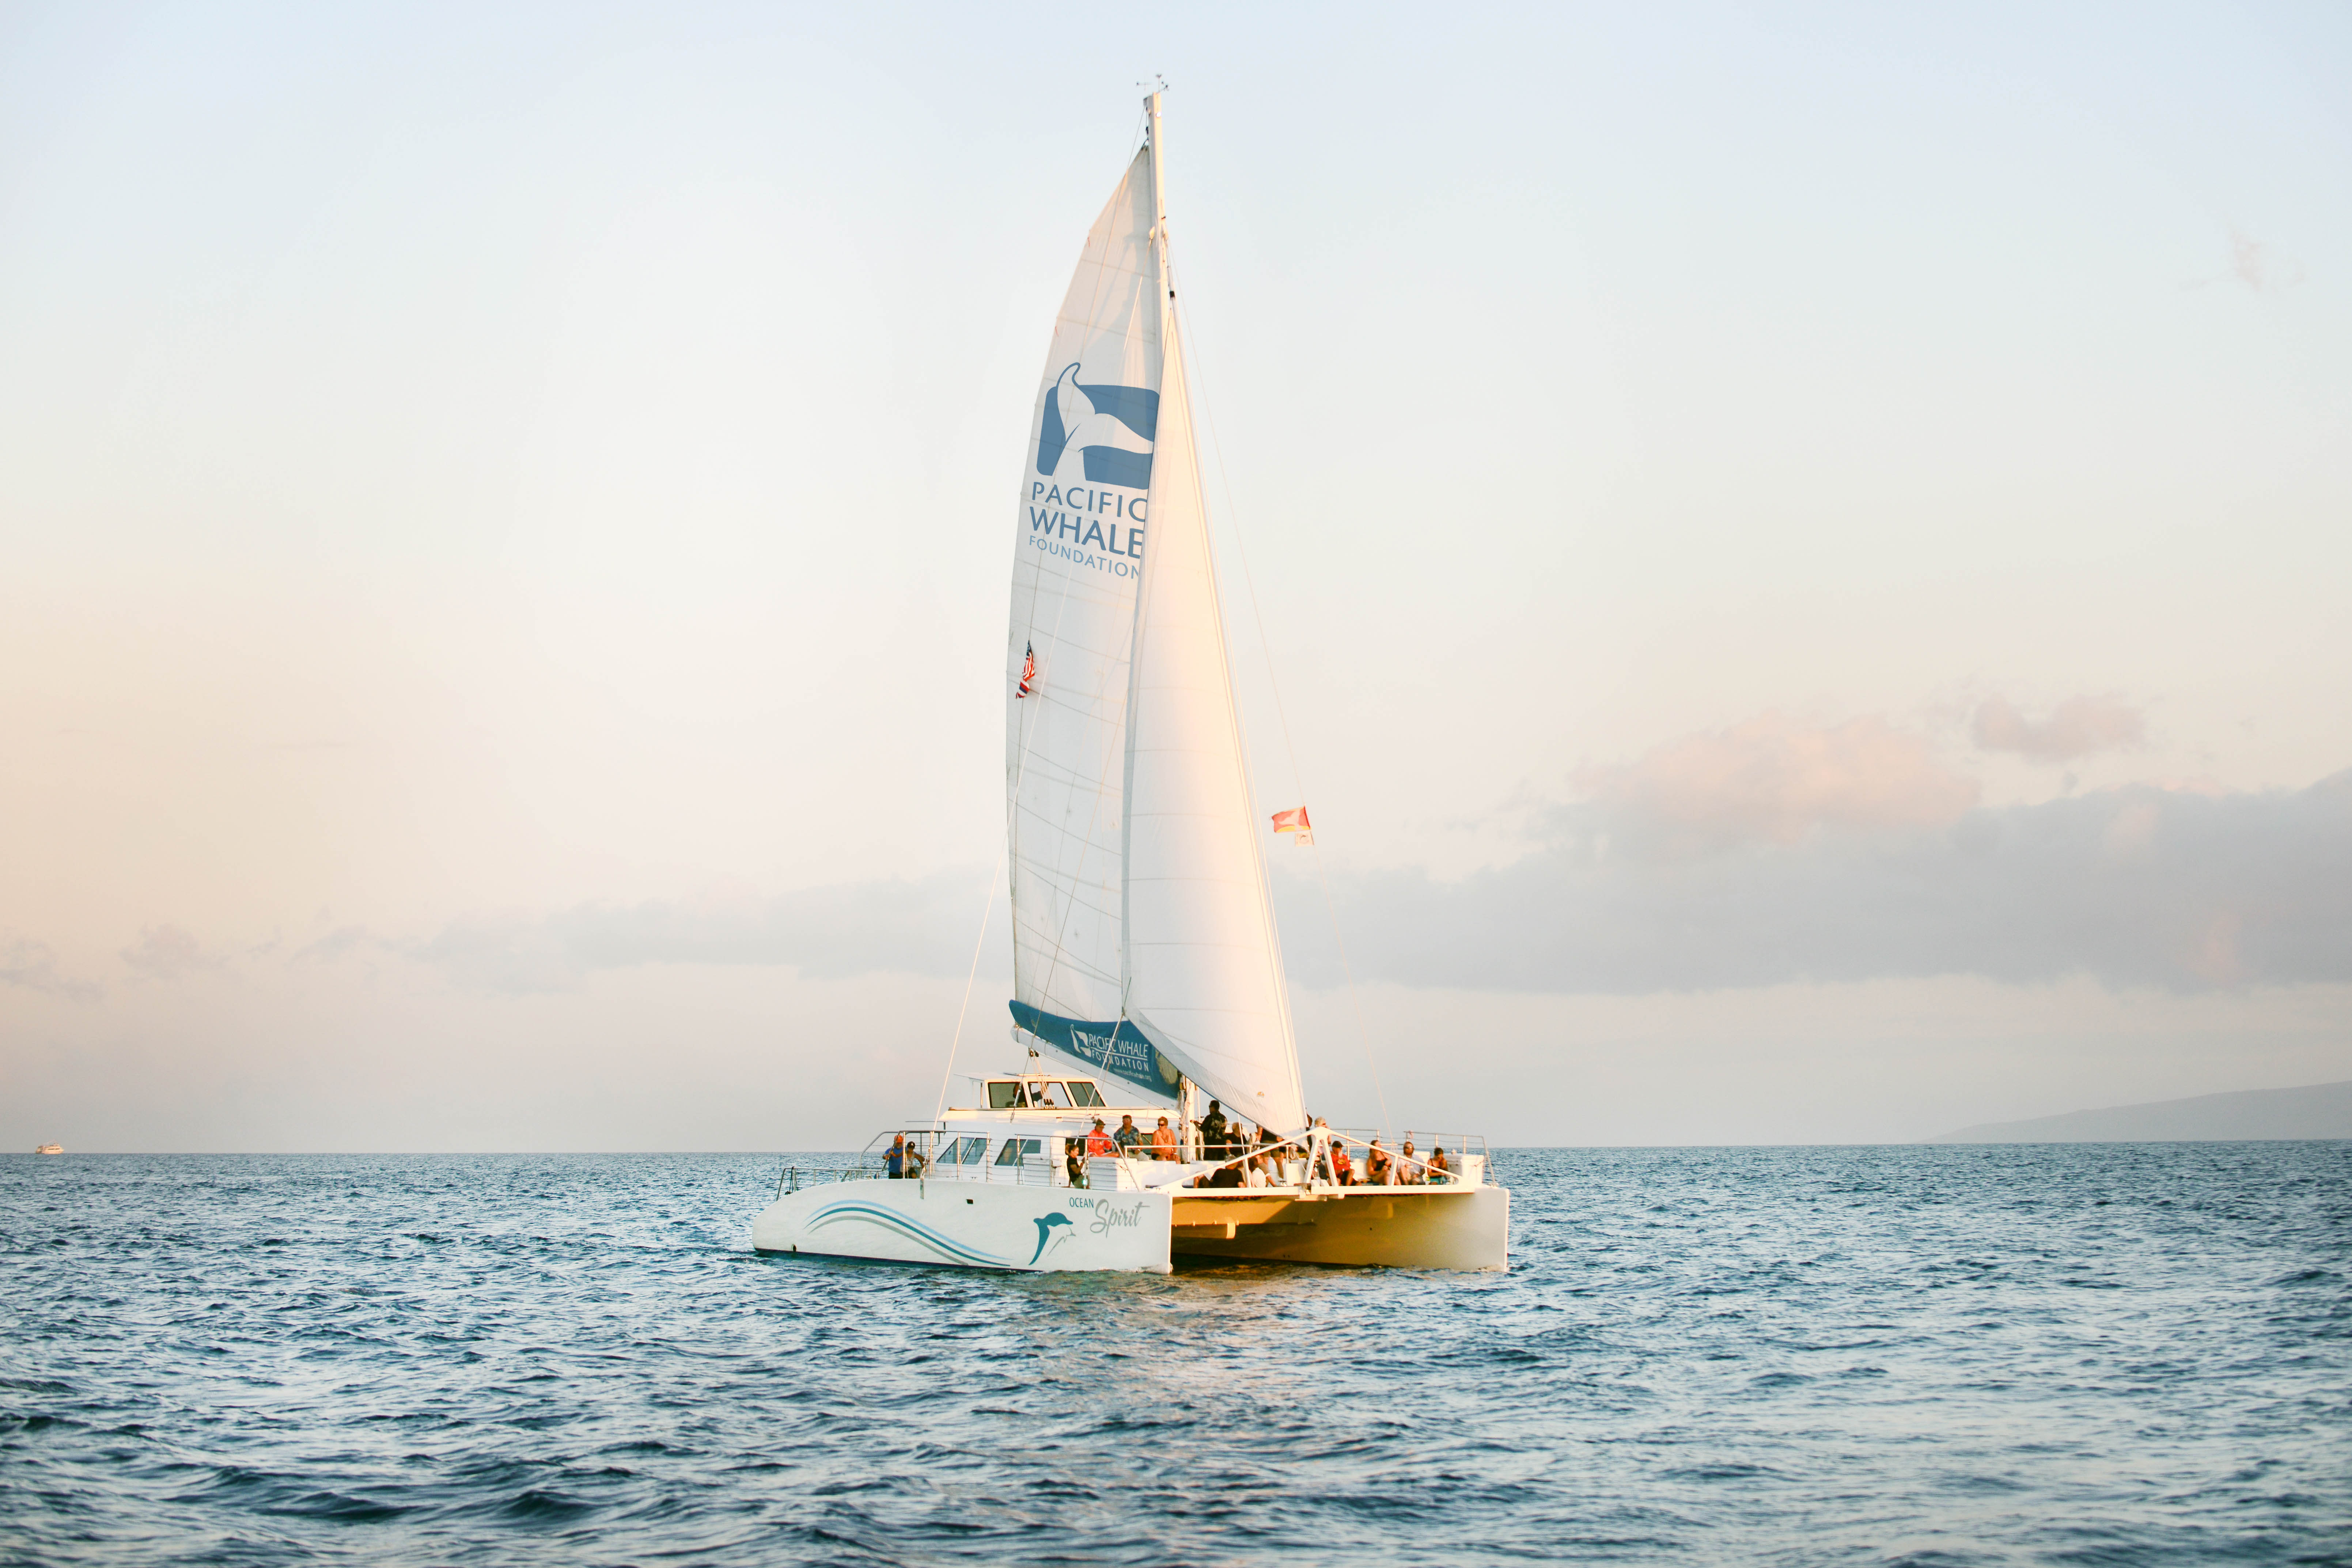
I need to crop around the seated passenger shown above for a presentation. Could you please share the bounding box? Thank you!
[1149,1116,1178,1160]
[1245,1154,1270,1188]
[1397,1140,1423,1184]
[1330,1141,1355,1186]
[1113,1114,1142,1154]
[1364,1140,1392,1185]
[1207,1161,1244,1189]
[1086,1118,1116,1156]
[1428,1146,1451,1182]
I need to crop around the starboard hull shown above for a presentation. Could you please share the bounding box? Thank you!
[1170,1186,1509,1270]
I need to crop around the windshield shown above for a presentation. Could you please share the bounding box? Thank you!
[1064,1082,1106,1107]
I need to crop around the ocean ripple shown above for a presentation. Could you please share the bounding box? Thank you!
[4,1144,2350,1565]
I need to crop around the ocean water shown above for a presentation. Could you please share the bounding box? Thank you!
[3,1145,2348,1567]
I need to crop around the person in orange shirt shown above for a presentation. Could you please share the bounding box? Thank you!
[1085,1119,1116,1156]
[1148,1116,1179,1160]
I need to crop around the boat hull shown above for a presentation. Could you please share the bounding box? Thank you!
[752,1179,1174,1273]
[752,1174,1509,1273]
[1170,1186,1509,1270]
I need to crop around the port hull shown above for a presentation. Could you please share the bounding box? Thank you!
[751,1179,1173,1273]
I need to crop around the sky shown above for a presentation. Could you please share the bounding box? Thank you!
[3,1,2348,1151]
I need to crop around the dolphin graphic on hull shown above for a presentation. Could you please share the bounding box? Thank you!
[1029,1211,1075,1265]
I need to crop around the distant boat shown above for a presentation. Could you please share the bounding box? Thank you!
[750,90,1508,1273]
[34,1144,63,1155]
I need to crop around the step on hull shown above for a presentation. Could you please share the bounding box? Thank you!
[1171,1186,1509,1270]
[752,1181,1174,1273]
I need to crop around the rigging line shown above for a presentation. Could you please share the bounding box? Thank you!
[1170,282,1393,1134]
[933,842,1010,1126]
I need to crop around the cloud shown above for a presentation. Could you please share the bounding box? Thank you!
[1285,771,2352,995]
[1,938,103,1001]
[351,712,2351,1004]
[404,874,994,996]
[1971,694,2145,763]
[120,924,224,980]
[1572,712,1977,853]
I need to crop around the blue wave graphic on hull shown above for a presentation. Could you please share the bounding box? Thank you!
[804,1202,1022,1270]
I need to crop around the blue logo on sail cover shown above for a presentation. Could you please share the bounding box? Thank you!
[1009,1001,1182,1100]
[1036,364,1158,490]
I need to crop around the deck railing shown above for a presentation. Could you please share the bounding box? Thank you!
[771,1124,1496,1204]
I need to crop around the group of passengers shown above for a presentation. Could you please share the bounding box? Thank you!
[1186,1106,1455,1190]
[886,1101,1458,1189]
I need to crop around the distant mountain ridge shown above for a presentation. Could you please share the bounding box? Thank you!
[1931,1080,2352,1144]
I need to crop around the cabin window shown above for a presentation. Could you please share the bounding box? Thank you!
[936,1136,987,1166]
[986,1082,1022,1110]
[993,1137,1042,1167]
[1063,1081,1106,1107]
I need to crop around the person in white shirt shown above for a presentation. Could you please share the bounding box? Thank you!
[1244,1154,1270,1188]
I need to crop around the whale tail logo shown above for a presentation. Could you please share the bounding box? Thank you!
[1036,364,1159,490]
[1029,1211,1075,1266]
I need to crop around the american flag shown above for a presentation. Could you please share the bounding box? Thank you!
[1017,641,1036,698]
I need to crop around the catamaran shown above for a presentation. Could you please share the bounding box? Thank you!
[751,91,1507,1273]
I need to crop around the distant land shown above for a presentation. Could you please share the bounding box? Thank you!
[1930,1080,2352,1143]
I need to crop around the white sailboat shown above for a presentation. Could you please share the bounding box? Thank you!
[751,92,1507,1273]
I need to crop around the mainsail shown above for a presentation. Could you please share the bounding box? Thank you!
[1005,95,1307,1134]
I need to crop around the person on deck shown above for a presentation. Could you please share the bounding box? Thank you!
[885,1135,908,1179]
[1113,1115,1141,1154]
[1330,1141,1355,1186]
[1149,1116,1178,1161]
[1397,1140,1423,1184]
[1364,1140,1392,1186]
[1064,1141,1088,1188]
[1086,1119,1116,1156]
[1245,1154,1270,1188]
[1428,1146,1451,1182]
[1200,1101,1229,1160]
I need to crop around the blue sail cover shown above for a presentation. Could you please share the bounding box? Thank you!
[1007,1001,1183,1103]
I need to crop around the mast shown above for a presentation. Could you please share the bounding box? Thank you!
[1141,87,1196,1141]
[1145,90,1170,296]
